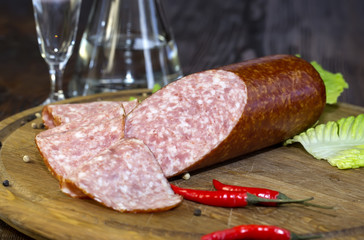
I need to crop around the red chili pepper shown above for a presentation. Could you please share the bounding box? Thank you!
[213,179,288,206]
[170,185,313,207]
[201,224,321,240]
[213,179,283,199]
[212,179,333,209]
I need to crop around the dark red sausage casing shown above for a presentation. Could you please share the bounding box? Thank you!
[126,55,326,177]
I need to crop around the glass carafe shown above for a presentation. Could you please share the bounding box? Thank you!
[69,0,183,96]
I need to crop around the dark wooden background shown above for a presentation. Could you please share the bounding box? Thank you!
[0,0,363,239]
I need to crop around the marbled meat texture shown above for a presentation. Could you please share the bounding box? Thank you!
[35,117,125,196]
[68,138,182,212]
[126,55,326,177]
[42,100,138,129]
[126,70,247,177]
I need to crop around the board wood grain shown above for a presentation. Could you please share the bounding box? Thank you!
[0,90,364,240]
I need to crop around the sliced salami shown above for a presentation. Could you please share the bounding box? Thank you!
[68,138,182,212]
[42,100,138,129]
[122,99,139,115]
[35,116,125,197]
[38,104,125,138]
[125,55,326,177]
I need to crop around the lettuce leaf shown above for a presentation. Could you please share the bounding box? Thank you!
[284,114,364,169]
[129,96,137,101]
[128,83,162,101]
[295,54,348,104]
[152,83,162,93]
[310,61,348,104]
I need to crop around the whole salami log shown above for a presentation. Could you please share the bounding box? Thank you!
[67,138,182,212]
[125,55,326,178]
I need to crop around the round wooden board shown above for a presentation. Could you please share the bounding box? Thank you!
[1,91,364,240]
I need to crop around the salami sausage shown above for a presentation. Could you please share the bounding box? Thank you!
[125,55,326,177]
[42,100,138,129]
[38,104,126,138]
[67,138,182,212]
[35,116,125,197]
[122,99,139,115]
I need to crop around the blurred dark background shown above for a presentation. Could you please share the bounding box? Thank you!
[1,0,364,121]
[0,0,364,238]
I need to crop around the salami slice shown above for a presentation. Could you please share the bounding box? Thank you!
[38,104,125,138]
[42,100,138,129]
[67,138,182,212]
[35,116,125,197]
[122,99,139,115]
[125,55,326,177]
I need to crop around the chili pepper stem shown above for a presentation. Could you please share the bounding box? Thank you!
[302,202,334,209]
[278,193,334,209]
[292,232,323,240]
[247,193,314,205]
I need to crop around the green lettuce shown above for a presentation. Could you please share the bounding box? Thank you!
[152,83,161,93]
[129,96,137,101]
[285,114,364,169]
[295,54,348,104]
[310,61,349,104]
[128,83,162,101]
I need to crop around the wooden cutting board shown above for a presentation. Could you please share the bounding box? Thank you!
[0,90,364,240]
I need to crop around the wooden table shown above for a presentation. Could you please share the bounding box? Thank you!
[0,0,363,239]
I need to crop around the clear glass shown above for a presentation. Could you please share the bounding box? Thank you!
[68,0,183,96]
[32,0,82,104]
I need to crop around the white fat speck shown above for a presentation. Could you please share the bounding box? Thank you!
[150,107,159,114]
[54,154,66,161]
[116,203,126,211]
[119,185,129,193]
[126,161,133,169]
[97,178,105,186]
[62,165,71,175]
[78,171,87,179]
[74,131,85,138]
[123,174,129,181]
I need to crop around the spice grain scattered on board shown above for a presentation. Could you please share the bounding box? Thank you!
[193,208,202,216]
[2,180,9,187]
[23,155,30,163]
[182,173,190,180]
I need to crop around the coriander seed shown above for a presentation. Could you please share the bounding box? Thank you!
[23,155,30,163]
[182,172,190,180]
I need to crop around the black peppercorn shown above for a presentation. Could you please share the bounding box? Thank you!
[2,180,9,187]
[193,208,201,216]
